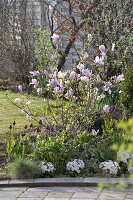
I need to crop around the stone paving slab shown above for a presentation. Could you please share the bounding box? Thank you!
[19,191,48,198]
[127,199,133,200]
[98,192,126,199]
[27,186,102,193]
[46,191,73,198]
[0,190,22,199]
[17,197,44,200]
[0,198,16,200]
[71,192,100,199]
[0,187,132,200]
[45,198,69,200]
[127,195,133,198]
[71,199,95,200]
[17,198,43,200]
[27,187,54,192]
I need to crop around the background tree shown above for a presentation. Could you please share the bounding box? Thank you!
[0,0,37,83]
[43,0,132,78]
[0,0,132,83]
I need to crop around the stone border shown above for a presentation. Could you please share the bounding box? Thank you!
[0,178,132,187]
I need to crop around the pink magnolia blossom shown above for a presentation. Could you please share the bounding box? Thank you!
[29,71,40,77]
[77,63,85,71]
[48,78,59,87]
[82,69,92,78]
[99,44,106,53]
[44,70,49,76]
[52,71,58,79]
[37,88,43,96]
[51,33,60,45]
[87,34,93,41]
[66,88,74,98]
[69,71,78,79]
[112,75,118,81]
[112,74,125,82]
[83,52,89,60]
[18,85,22,92]
[125,47,128,54]
[101,52,107,59]
[116,74,125,82]
[80,76,89,82]
[30,79,38,88]
[94,56,104,65]
[54,86,64,94]
[102,81,112,92]
[58,71,66,79]
[103,105,110,113]
[96,75,101,82]
[112,43,115,52]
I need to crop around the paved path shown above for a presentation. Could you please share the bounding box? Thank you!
[0,187,133,200]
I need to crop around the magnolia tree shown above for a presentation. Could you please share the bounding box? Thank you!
[41,0,132,78]
[13,34,127,135]
[0,0,132,82]
[6,35,133,177]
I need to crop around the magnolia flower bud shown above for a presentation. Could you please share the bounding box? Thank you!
[87,34,93,41]
[18,85,22,92]
[30,79,38,88]
[111,43,115,51]
[29,71,40,77]
[94,56,104,65]
[77,63,85,71]
[37,88,43,96]
[99,44,106,53]
[103,105,110,113]
[51,33,60,45]
[69,71,78,79]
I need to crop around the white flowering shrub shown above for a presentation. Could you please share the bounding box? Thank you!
[99,160,120,175]
[66,159,85,173]
[128,167,133,174]
[39,161,55,174]
[117,151,132,164]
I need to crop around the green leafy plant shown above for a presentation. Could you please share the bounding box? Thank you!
[34,28,57,71]
[7,126,32,161]
[121,67,133,116]
[33,134,67,173]
[93,143,117,162]
[8,157,40,179]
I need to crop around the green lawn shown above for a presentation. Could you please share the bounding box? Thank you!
[0,90,47,142]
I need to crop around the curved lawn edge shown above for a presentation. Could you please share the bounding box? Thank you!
[0,177,132,187]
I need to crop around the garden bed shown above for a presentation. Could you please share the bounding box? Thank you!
[0,38,133,181]
[0,66,133,180]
